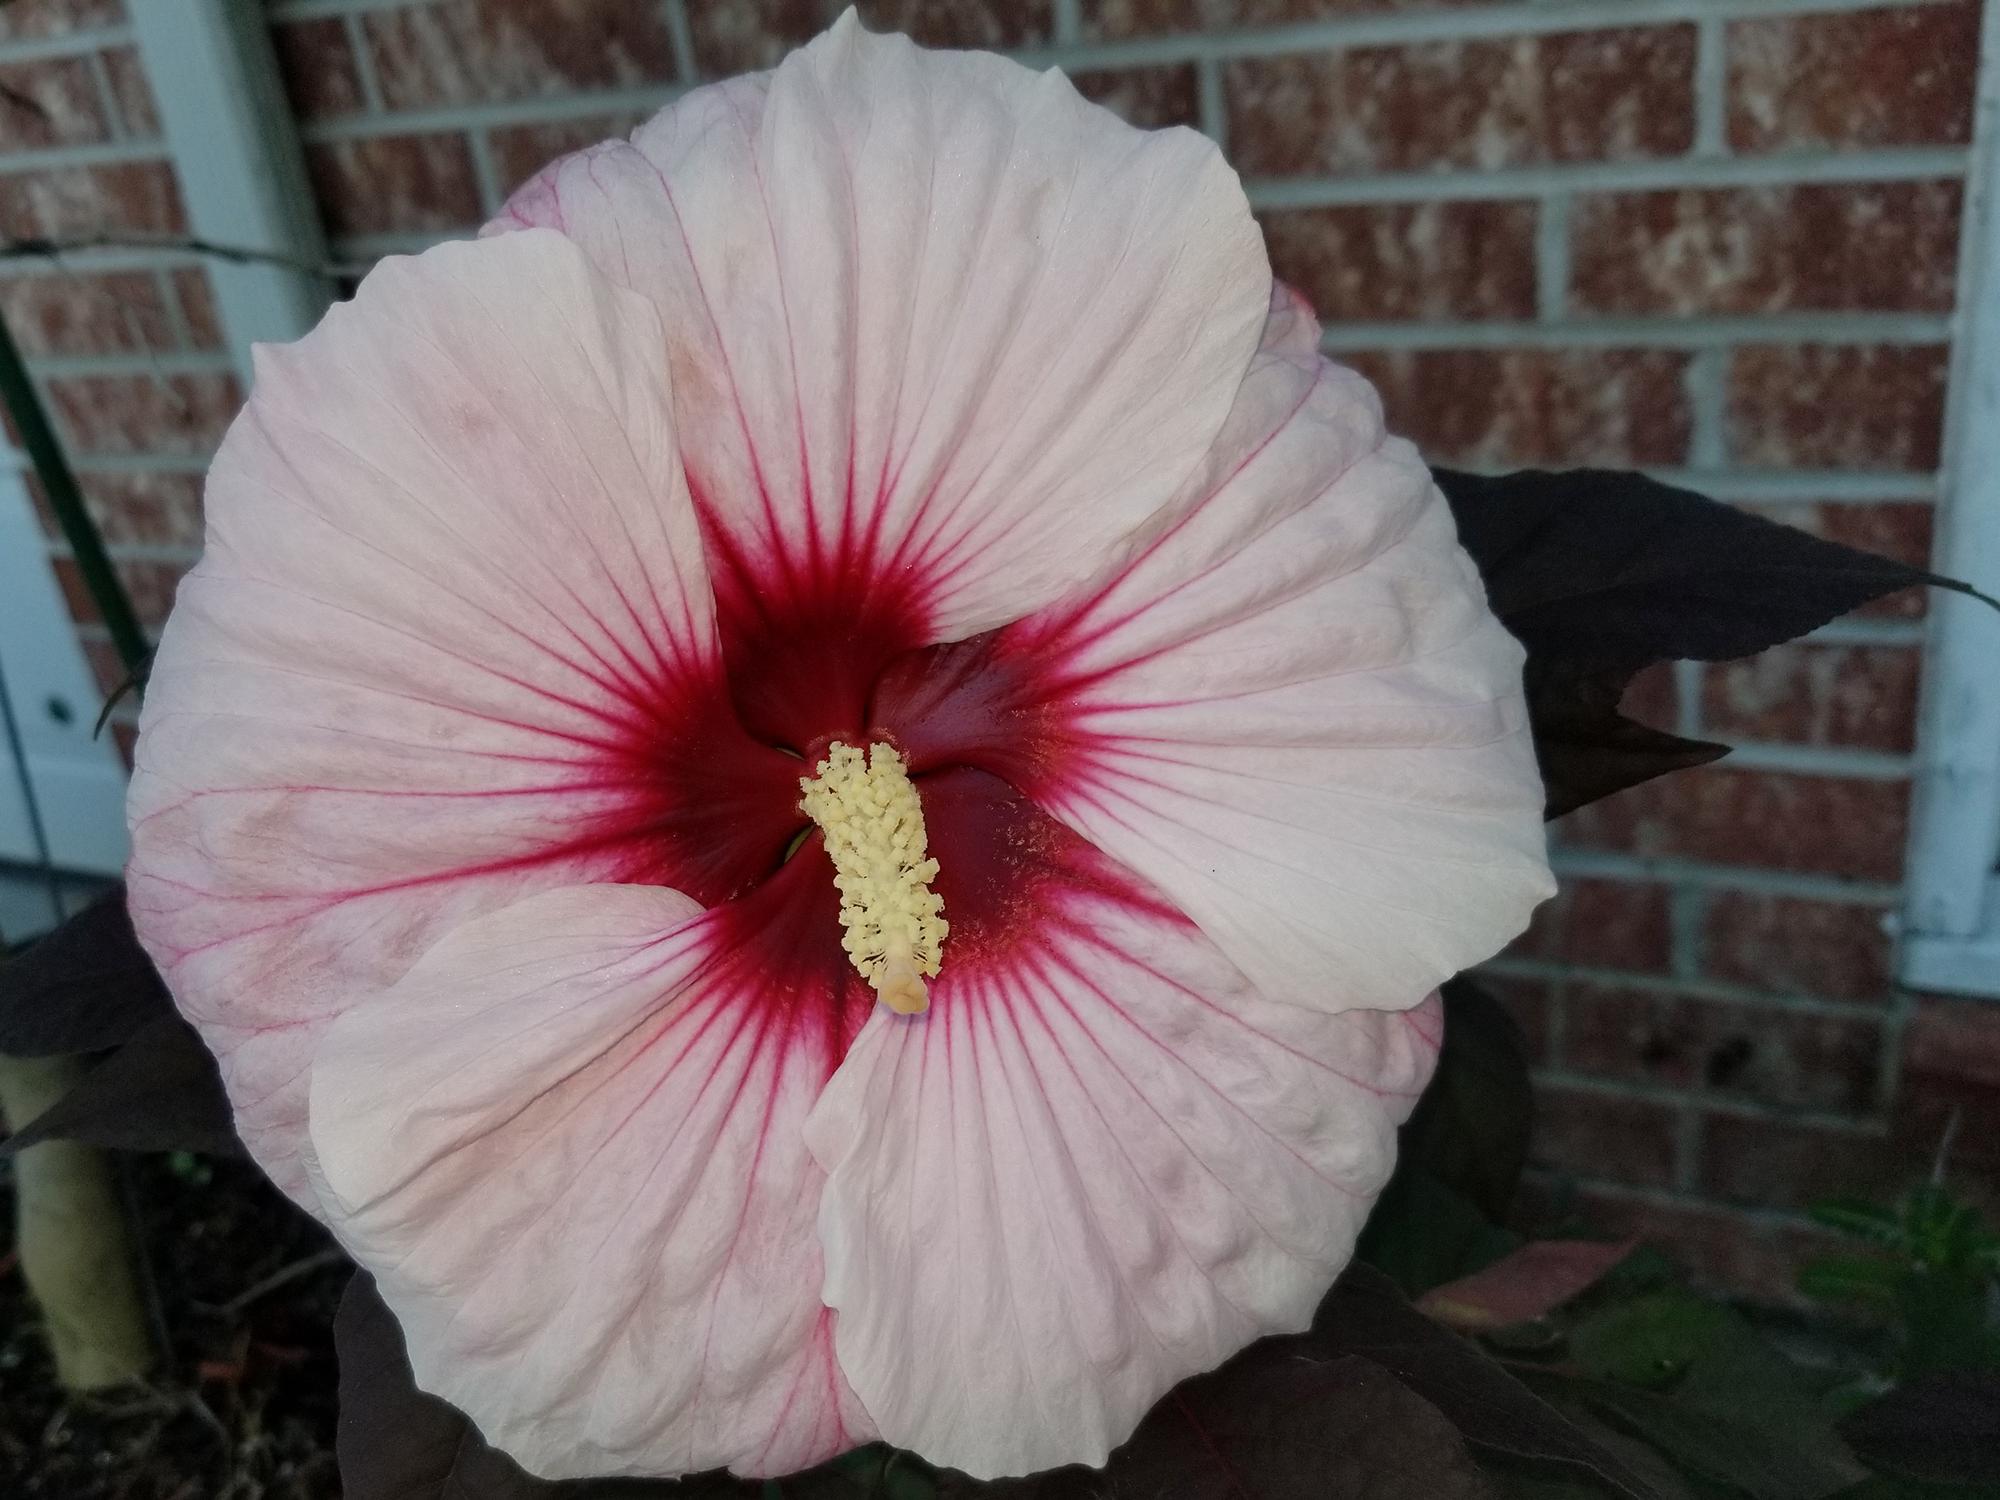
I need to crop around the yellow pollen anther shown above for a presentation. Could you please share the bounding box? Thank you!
[798,742,947,1015]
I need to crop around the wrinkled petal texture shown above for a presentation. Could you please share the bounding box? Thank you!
[127,230,801,1198]
[489,12,1270,644]
[805,772,1442,1477]
[310,884,874,1479]
[886,287,1554,1016]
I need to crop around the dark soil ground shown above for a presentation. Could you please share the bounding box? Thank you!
[0,1152,347,1499]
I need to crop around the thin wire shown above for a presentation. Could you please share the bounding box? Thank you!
[0,646,66,933]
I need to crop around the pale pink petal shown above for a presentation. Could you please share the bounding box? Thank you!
[887,302,1553,1015]
[804,777,1440,1478]
[488,11,1270,640]
[309,883,875,1479]
[127,231,797,1199]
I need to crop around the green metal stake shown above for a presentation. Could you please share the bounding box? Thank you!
[0,310,150,679]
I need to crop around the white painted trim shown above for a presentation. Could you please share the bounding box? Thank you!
[129,1,334,375]
[1905,0,2000,996]
[0,471,129,877]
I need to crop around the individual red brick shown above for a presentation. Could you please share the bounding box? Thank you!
[55,557,184,640]
[364,1,678,111]
[172,266,223,351]
[1262,200,1537,322]
[272,18,368,121]
[305,134,483,238]
[1729,1,1978,153]
[1727,345,1947,472]
[1226,26,1694,178]
[44,371,240,456]
[110,717,137,767]
[1560,980,1885,1113]
[115,556,188,630]
[77,469,205,550]
[850,0,1054,48]
[1554,766,1910,882]
[1475,970,1555,1064]
[1895,995,2000,1209]
[1511,877,1673,973]
[0,270,170,355]
[686,0,823,77]
[1701,644,1921,755]
[1342,348,1691,467]
[1554,1187,1839,1302]
[0,56,111,153]
[1701,892,1894,1003]
[0,0,123,42]
[1083,0,1522,43]
[1697,1113,1907,1213]
[0,160,185,237]
[1621,659,1679,731]
[486,110,651,197]
[1530,1084,1681,1189]
[1070,64,1201,131]
[99,45,158,138]
[1742,502,1934,620]
[1570,182,1960,317]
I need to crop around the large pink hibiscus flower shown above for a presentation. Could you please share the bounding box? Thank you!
[126,13,1551,1484]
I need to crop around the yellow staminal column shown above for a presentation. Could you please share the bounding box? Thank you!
[798,742,948,1015]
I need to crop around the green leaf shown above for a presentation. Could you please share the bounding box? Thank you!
[1797,1254,1904,1309]
[1809,1198,1908,1249]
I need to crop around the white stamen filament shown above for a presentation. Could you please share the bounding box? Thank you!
[798,742,947,1014]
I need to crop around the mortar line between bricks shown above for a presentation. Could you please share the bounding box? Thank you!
[296,84,690,141]
[1694,15,1729,158]
[1535,193,1569,322]
[1196,57,1226,151]
[0,26,134,65]
[1052,0,1083,47]
[660,0,699,86]
[1719,741,1915,779]
[1807,619,1929,648]
[1674,659,1705,740]
[344,12,387,115]
[0,138,175,174]
[1484,956,1900,1017]
[464,132,504,219]
[1521,1171,1843,1234]
[82,47,124,145]
[1532,1072,1895,1132]
[1640,468,1937,501]
[260,0,1963,58]
[1545,851,1903,902]
[23,350,237,379]
[1246,148,1969,209]
[1670,881,1708,981]
[47,539,200,566]
[1686,347,1729,467]
[1319,312,1954,353]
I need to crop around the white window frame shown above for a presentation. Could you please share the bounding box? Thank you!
[1904,0,2000,998]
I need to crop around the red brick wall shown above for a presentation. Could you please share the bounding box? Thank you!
[1,0,1992,1298]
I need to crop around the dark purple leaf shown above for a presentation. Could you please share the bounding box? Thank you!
[951,1350,1495,1500]
[1435,468,1967,677]
[0,885,171,1056]
[1527,663,1728,819]
[1314,1266,1665,1500]
[0,1012,240,1156]
[1838,1371,2000,1486]
[1400,977,1536,1223]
